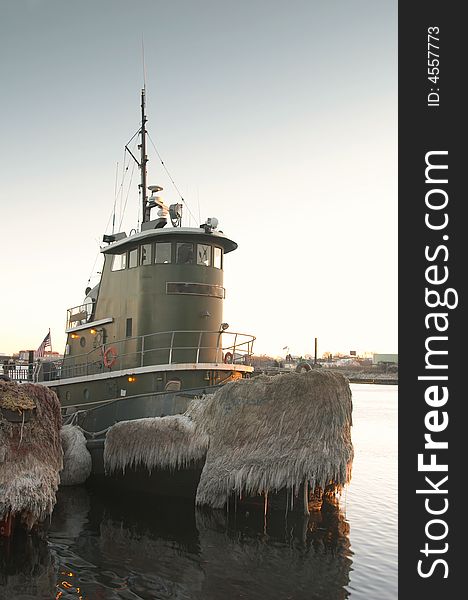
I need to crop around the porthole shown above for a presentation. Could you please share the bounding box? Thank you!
[80,336,86,348]
[83,388,90,400]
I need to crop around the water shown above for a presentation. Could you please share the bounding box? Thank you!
[0,383,397,599]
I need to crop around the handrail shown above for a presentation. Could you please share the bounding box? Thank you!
[66,303,91,328]
[33,329,255,382]
[168,331,175,364]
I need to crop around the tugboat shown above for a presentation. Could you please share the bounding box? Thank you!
[28,90,353,509]
[33,89,255,491]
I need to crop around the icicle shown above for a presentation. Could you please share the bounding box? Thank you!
[303,479,310,516]
[263,490,268,534]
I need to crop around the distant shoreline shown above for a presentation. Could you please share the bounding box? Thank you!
[328,368,398,385]
[252,366,398,385]
[347,375,398,385]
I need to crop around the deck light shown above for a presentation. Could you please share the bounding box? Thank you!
[169,203,183,227]
[70,334,80,339]
[127,375,136,383]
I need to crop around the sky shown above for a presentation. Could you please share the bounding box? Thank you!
[0,0,397,358]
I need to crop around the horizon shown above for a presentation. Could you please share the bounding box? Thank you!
[0,346,396,361]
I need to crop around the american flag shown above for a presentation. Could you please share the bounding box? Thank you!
[35,330,52,359]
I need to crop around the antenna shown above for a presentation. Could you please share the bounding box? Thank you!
[141,35,147,91]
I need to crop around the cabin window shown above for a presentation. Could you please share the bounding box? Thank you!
[197,244,211,266]
[176,243,195,264]
[155,242,172,264]
[129,249,138,268]
[140,244,151,265]
[126,318,132,337]
[166,282,225,299]
[213,247,222,269]
[111,252,127,271]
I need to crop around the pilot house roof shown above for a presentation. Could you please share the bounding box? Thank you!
[101,226,238,255]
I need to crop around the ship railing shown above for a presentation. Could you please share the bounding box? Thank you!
[2,365,31,382]
[51,330,255,381]
[66,303,92,328]
[8,360,62,383]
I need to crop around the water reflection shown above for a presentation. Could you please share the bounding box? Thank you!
[195,500,352,600]
[1,486,352,599]
[0,532,56,600]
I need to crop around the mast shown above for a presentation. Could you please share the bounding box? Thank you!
[140,88,149,222]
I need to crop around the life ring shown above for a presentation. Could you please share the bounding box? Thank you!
[224,352,233,364]
[103,346,118,368]
[295,361,312,373]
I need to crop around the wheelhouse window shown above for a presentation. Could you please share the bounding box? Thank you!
[155,242,172,264]
[111,252,127,271]
[197,244,211,266]
[166,282,225,299]
[176,242,195,264]
[140,243,152,265]
[129,248,138,268]
[213,247,222,269]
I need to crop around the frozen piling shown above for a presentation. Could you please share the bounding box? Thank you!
[0,381,63,530]
[103,370,353,509]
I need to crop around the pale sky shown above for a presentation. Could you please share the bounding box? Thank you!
[0,0,397,358]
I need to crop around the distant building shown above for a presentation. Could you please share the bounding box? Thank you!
[373,353,398,365]
[17,350,63,362]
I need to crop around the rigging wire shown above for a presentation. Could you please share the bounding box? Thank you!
[118,159,137,231]
[125,127,140,153]
[119,147,129,226]
[116,134,139,228]
[86,251,101,288]
[112,161,118,234]
[86,135,138,287]
[85,110,200,287]
[147,132,198,224]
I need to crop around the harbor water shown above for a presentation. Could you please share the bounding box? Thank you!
[0,383,397,599]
